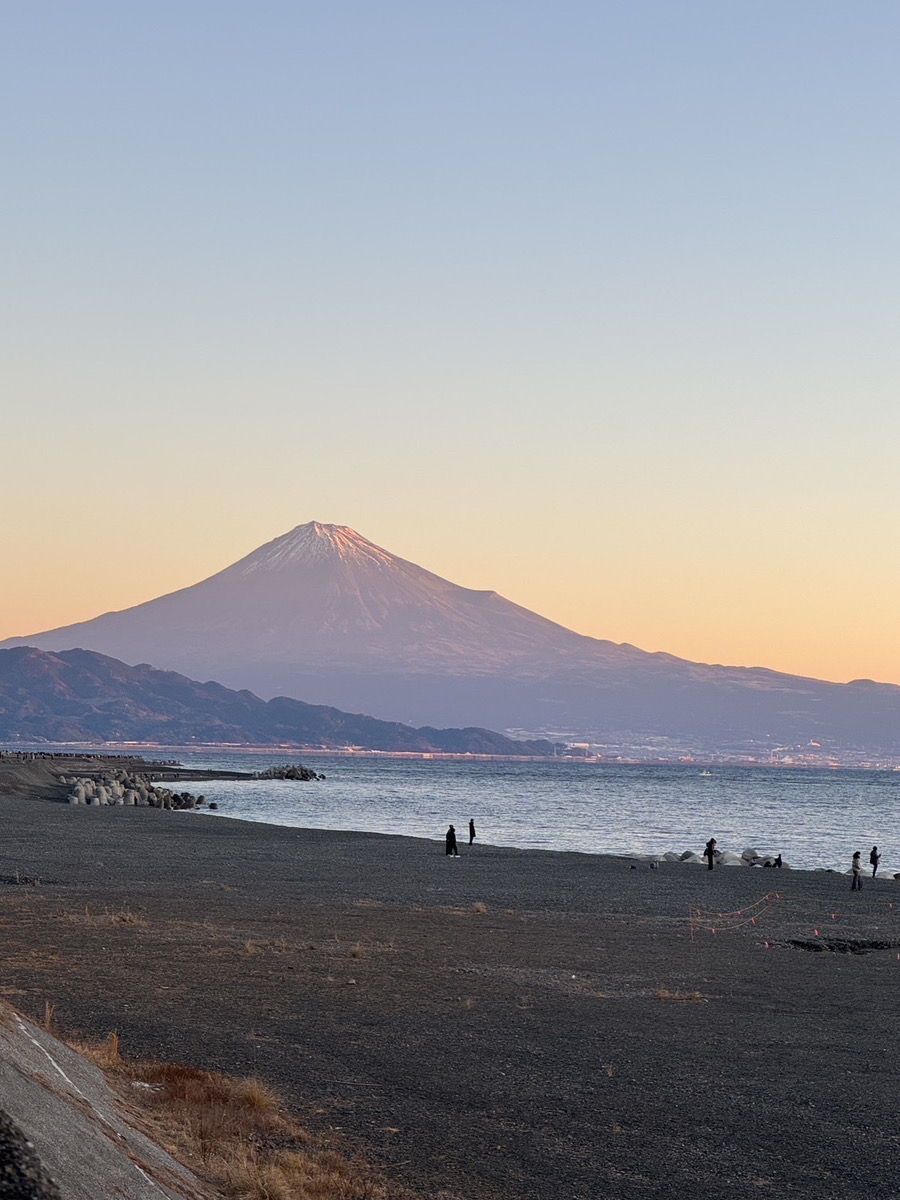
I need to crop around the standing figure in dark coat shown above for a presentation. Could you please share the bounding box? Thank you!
[851,851,863,890]
[870,846,881,878]
[446,825,459,856]
[704,838,717,870]
[469,819,476,845]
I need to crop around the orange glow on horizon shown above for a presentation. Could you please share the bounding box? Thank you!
[3,515,900,689]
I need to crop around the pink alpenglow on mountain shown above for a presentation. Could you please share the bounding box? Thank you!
[5,522,900,752]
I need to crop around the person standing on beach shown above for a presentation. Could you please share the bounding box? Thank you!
[851,851,864,890]
[704,838,717,871]
[446,825,459,856]
[870,846,881,878]
[469,819,476,846]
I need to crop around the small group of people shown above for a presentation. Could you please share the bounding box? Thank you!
[851,846,882,890]
[703,838,884,889]
[446,819,476,855]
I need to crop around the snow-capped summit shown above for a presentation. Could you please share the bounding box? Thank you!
[238,522,396,574]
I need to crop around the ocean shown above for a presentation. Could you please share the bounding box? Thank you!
[157,751,900,875]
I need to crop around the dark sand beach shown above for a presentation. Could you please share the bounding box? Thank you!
[1,758,899,1199]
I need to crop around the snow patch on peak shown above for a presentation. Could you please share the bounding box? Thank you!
[239,522,396,574]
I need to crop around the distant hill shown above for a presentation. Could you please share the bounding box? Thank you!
[0,647,555,754]
[4,521,900,755]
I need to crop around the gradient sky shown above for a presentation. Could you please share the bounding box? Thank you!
[2,2,899,685]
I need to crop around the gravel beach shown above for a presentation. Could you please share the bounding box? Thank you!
[0,760,898,1199]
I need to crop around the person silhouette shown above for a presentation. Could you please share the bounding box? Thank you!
[851,850,863,891]
[469,819,476,845]
[446,825,459,856]
[870,846,881,878]
[704,838,717,871]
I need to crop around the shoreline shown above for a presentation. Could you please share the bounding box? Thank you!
[1,763,899,1197]
[166,783,881,881]
[202,804,853,878]
[4,741,900,770]
[3,751,884,880]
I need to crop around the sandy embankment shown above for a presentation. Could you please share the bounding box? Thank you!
[0,757,899,1199]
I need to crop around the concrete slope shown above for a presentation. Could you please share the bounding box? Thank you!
[0,1003,217,1200]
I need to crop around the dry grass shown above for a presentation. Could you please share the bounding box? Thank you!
[221,1147,391,1200]
[653,988,705,1003]
[237,935,392,963]
[71,1030,122,1070]
[243,937,295,956]
[471,902,488,915]
[70,1034,417,1200]
[54,904,146,926]
[0,950,65,973]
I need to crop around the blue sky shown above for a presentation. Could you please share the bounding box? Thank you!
[2,2,899,683]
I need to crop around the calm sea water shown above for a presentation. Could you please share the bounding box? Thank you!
[157,752,900,875]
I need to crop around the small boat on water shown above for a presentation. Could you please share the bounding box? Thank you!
[698,770,713,777]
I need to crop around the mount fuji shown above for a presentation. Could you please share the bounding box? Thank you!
[5,521,900,755]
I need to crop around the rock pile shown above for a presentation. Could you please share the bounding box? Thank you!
[634,846,789,868]
[60,771,205,810]
[255,764,325,781]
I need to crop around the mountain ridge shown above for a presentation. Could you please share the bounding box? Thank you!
[0,646,556,754]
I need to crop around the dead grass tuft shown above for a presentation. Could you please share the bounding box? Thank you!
[54,904,145,927]
[134,1061,289,1155]
[471,902,488,914]
[72,1030,122,1070]
[653,988,705,1003]
[222,1146,389,1200]
[68,1038,416,1200]
[241,936,315,957]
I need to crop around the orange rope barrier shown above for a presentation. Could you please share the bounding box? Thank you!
[689,892,776,941]
[690,892,900,946]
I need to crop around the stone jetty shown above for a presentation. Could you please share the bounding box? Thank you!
[61,769,204,811]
